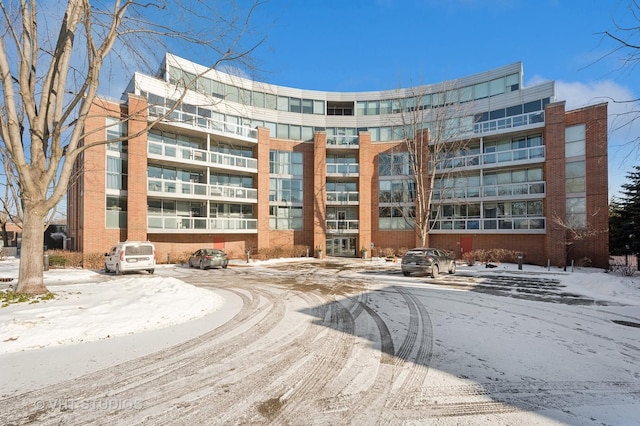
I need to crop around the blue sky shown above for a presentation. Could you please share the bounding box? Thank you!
[237,0,637,198]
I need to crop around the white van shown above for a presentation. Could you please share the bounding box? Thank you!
[104,241,156,275]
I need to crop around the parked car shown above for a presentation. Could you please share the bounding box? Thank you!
[104,241,156,275]
[188,248,229,270]
[401,248,456,278]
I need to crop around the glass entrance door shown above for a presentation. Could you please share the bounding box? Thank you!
[326,237,357,257]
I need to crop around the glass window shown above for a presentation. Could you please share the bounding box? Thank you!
[566,124,585,143]
[565,124,585,157]
[226,86,239,103]
[566,197,586,228]
[238,88,251,105]
[277,123,289,139]
[289,125,301,140]
[524,100,541,113]
[489,77,505,96]
[313,100,325,115]
[290,98,301,113]
[528,168,543,181]
[528,200,543,216]
[459,87,473,103]
[506,73,519,90]
[474,82,489,99]
[302,99,313,114]
[253,91,265,108]
[379,100,393,114]
[506,104,523,117]
[265,93,277,110]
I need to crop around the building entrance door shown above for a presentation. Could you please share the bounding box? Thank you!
[326,237,356,257]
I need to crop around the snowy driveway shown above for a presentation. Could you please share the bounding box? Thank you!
[2,258,640,425]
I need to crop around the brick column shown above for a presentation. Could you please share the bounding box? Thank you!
[125,94,149,241]
[313,132,327,253]
[256,127,271,251]
[543,101,568,266]
[358,131,373,253]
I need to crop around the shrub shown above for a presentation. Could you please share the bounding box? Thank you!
[380,247,396,258]
[396,247,409,257]
[48,255,67,268]
[293,245,311,257]
[462,248,521,265]
[462,251,475,266]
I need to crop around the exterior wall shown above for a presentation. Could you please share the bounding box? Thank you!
[430,234,546,265]
[368,141,416,252]
[75,100,127,257]
[567,103,609,268]
[543,101,609,268]
[67,59,610,268]
[124,94,149,241]
[543,101,569,266]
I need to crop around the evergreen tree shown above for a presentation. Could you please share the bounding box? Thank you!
[615,166,640,254]
[609,196,626,254]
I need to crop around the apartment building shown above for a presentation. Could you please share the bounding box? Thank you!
[67,53,609,267]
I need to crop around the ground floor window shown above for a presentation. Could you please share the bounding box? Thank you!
[106,196,127,228]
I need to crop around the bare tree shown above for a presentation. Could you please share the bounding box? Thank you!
[0,1,266,294]
[381,84,474,247]
[550,211,607,270]
[599,0,640,147]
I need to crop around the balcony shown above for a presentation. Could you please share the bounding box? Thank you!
[326,135,359,148]
[326,191,359,205]
[433,146,545,172]
[326,219,359,234]
[147,215,257,233]
[326,163,359,176]
[430,216,545,233]
[148,141,258,173]
[473,111,545,135]
[148,105,258,141]
[148,179,258,202]
[433,181,545,201]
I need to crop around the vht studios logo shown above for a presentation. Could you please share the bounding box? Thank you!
[34,398,143,411]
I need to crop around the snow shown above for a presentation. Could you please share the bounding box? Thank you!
[0,258,223,354]
[1,256,639,354]
[1,256,639,424]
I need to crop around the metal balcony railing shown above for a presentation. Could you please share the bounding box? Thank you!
[148,105,258,140]
[148,140,258,172]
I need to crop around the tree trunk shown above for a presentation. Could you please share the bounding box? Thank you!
[16,205,48,294]
[1,222,8,248]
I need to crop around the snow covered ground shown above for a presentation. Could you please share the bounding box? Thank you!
[2,256,638,355]
[1,256,639,424]
[0,258,224,354]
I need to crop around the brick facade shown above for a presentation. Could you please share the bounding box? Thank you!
[67,58,610,268]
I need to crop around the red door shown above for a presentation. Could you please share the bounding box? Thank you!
[460,237,472,257]
[213,237,225,250]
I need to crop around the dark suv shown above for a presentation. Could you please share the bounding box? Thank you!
[401,248,456,278]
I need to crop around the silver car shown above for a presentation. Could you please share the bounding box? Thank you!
[188,248,229,270]
[401,248,456,278]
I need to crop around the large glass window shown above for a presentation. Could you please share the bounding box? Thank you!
[378,152,410,176]
[566,160,586,193]
[270,150,303,176]
[106,196,127,228]
[566,197,586,228]
[565,124,586,157]
[378,206,414,230]
[269,206,303,230]
[107,156,127,190]
[106,117,127,153]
